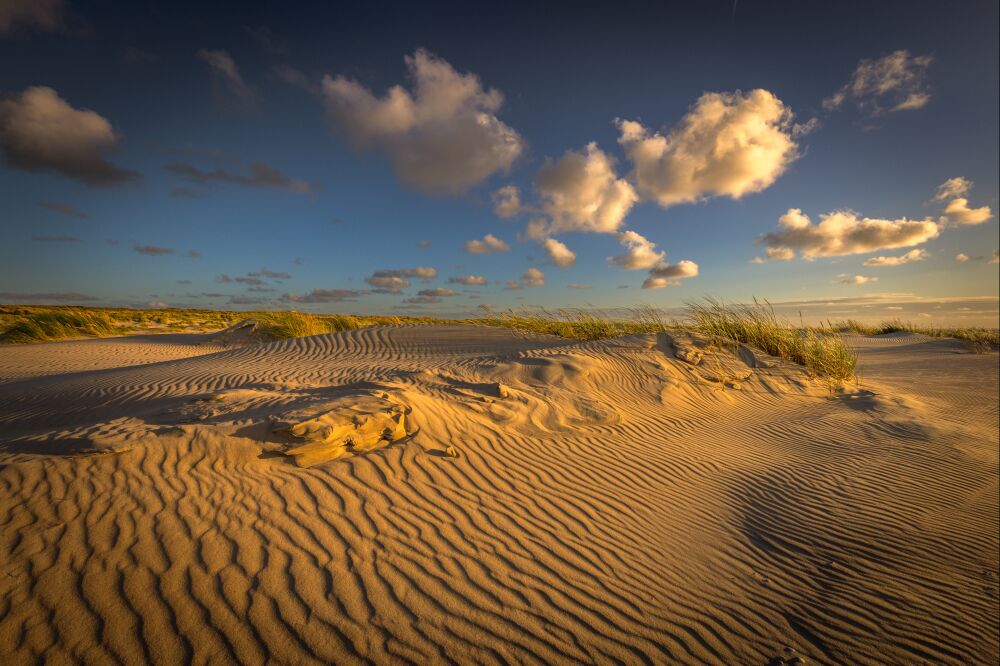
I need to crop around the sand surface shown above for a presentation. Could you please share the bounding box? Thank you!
[0,325,996,664]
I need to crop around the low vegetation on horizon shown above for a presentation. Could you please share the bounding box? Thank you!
[2,302,995,381]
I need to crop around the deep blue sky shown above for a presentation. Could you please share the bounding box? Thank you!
[1,0,997,323]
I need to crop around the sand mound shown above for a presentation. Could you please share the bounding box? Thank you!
[0,324,996,664]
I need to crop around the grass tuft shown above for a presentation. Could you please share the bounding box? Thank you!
[830,318,999,353]
[686,298,857,384]
[1,309,120,343]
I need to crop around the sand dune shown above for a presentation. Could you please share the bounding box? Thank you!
[0,325,996,664]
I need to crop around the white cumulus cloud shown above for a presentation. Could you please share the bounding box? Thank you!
[863,248,928,266]
[941,197,993,226]
[464,234,509,254]
[835,274,878,285]
[322,49,523,195]
[934,177,972,201]
[607,230,664,270]
[762,208,940,259]
[521,267,545,286]
[531,142,637,236]
[448,275,487,286]
[542,238,576,267]
[616,89,798,208]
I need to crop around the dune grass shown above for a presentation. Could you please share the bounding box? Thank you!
[832,318,999,350]
[686,298,857,383]
[251,312,446,340]
[473,305,670,340]
[0,309,121,343]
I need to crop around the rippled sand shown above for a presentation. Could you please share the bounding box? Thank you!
[0,325,996,664]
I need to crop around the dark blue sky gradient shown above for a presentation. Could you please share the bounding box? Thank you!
[1,1,997,321]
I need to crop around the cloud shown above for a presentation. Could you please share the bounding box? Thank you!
[955,253,970,262]
[761,208,940,259]
[823,50,933,115]
[365,267,437,293]
[282,288,363,303]
[249,266,291,279]
[752,246,796,264]
[835,274,878,285]
[492,185,527,218]
[216,273,266,285]
[934,177,972,201]
[0,86,140,186]
[271,65,320,95]
[0,0,64,35]
[607,230,664,270]
[403,287,456,304]
[531,142,637,236]
[567,283,592,289]
[448,275,487,286]
[166,161,317,194]
[197,49,257,109]
[322,49,523,195]
[464,233,509,254]
[32,234,79,241]
[521,267,545,286]
[187,249,201,258]
[993,250,1000,265]
[940,197,993,225]
[542,238,576,267]
[40,201,88,219]
[617,89,797,208]
[417,240,431,249]
[134,244,174,256]
[641,260,699,289]
[863,248,928,266]
[0,291,97,302]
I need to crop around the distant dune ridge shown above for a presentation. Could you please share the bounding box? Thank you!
[0,325,996,664]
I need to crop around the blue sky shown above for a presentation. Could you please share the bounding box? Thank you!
[0,1,997,324]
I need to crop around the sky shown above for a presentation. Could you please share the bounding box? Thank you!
[0,0,998,325]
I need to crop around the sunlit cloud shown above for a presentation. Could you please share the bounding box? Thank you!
[607,230,664,270]
[0,86,140,187]
[761,208,940,259]
[934,177,972,201]
[249,267,291,279]
[617,89,798,207]
[940,197,993,225]
[641,259,698,289]
[322,49,523,195]
[863,248,928,266]
[365,267,438,293]
[464,234,510,254]
[492,185,528,218]
[530,142,636,237]
[542,238,576,267]
[823,50,933,115]
[404,287,456,304]
[835,274,878,285]
[751,246,795,264]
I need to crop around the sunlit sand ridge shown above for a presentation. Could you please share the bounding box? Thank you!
[0,325,996,664]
